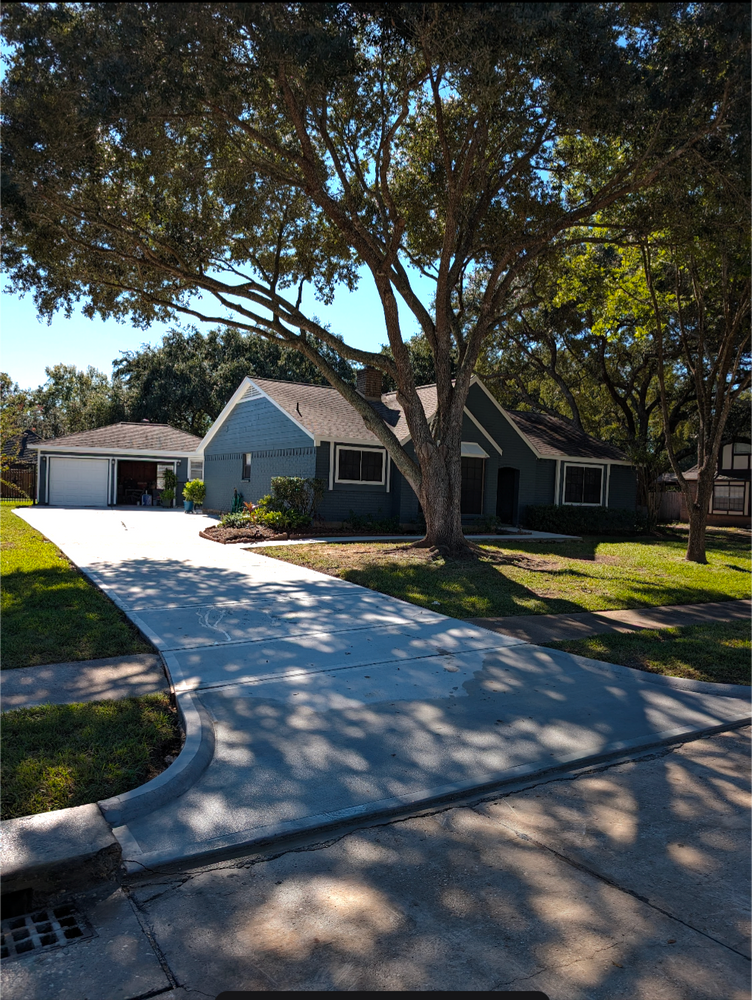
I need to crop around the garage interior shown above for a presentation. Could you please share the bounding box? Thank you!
[116,460,159,505]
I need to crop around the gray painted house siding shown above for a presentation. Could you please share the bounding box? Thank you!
[533,458,557,509]
[202,379,637,521]
[464,385,543,521]
[315,442,395,522]
[204,396,315,511]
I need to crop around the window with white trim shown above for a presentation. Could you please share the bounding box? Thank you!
[721,441,751,472]
[189,460,204,480]
[712,482,746,514]
[564,465,603,505]
[335,446,385,484]
[241,454,252,480]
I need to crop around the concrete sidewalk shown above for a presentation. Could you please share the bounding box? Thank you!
[470,598,752,644]
[1,654,167,710]
[10,507,750,876]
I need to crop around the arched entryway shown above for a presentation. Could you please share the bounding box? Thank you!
[496,467,520,524]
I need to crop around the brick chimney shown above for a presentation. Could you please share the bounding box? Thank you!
[356,366,383,401]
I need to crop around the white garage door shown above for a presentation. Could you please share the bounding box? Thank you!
[49,457,110,507]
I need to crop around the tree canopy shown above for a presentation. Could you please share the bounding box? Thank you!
[3,2,747,551]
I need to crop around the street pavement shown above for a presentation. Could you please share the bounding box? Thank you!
[5,727,750,999]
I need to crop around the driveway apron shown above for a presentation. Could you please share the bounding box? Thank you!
[16,508,751,871]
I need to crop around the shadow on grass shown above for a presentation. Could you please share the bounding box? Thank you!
[0,694,181,820]
[1,564,153,669]
[547,620,752,686]
[327,533,750,620]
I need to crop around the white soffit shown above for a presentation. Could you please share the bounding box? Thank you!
[461,442,490,458]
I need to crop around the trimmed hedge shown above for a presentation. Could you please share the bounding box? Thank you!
[524,504,647,535]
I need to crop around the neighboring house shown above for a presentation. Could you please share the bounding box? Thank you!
[2,428,42,466]
[200,369,635,523]
[31,423,203,507]
[659,439,752,527]
[1,429,41,499]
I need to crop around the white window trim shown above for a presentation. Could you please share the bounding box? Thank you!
[562,463,605,506]
[241,453,252,481]
[335,445,386,486]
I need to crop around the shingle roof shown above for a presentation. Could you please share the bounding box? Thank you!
[2,429,42,463]
[250,378,438,445]
[31,423,202,454]
[505,410,628,462]
[248,377,628,462]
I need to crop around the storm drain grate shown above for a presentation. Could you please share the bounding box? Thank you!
[1,903,92,960]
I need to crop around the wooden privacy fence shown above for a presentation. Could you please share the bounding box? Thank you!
[1,466,36,500]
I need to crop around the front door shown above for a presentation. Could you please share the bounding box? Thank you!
[461,457,484,515]
[496,467,519,524]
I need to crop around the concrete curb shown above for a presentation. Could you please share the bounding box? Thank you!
[0,803,121,897]
[116,715,751,874]
[98,691,215,827]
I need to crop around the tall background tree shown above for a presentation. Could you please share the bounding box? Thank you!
[2,2,744,552]
[115,327,355,435]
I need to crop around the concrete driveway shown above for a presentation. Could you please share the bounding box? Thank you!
[15,507,750,871]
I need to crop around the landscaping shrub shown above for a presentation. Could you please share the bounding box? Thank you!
[182,479,206,504]
[245,476,322,530]
[344,510,402,532]
[268,476,325,517]
[219,511,249,528]
[524,504,648,535]
[253,506,312,531]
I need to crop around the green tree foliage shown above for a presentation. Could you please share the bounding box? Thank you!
[28,364,128,439]
[2,2,744,551]
[478,251,696,526]
[114,327,355,435]
[0,373,29,472]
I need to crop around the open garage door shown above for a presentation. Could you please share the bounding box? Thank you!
[49,457,110,507]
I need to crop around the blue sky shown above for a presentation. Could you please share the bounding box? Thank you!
[1,268,432,390]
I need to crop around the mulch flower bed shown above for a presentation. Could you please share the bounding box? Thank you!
[199,524,289,545]
[199,522,525,545]
[199,523,425,545]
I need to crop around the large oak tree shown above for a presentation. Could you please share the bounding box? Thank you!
[2,2,740,552]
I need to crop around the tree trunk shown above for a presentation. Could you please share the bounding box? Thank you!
[414,446,470,557]
[683,477,714,563]
[685,505,708,564]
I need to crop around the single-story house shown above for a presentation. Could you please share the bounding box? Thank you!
[200,369,635,523]
[659,439,752,526]
[31,423,203,507]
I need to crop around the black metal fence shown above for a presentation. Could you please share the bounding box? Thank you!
[1,466,36,501]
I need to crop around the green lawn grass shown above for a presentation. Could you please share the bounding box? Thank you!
[260,528,751,620]
[1,503,153,668]
[1,694,181,820]
[545,620,751,686]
